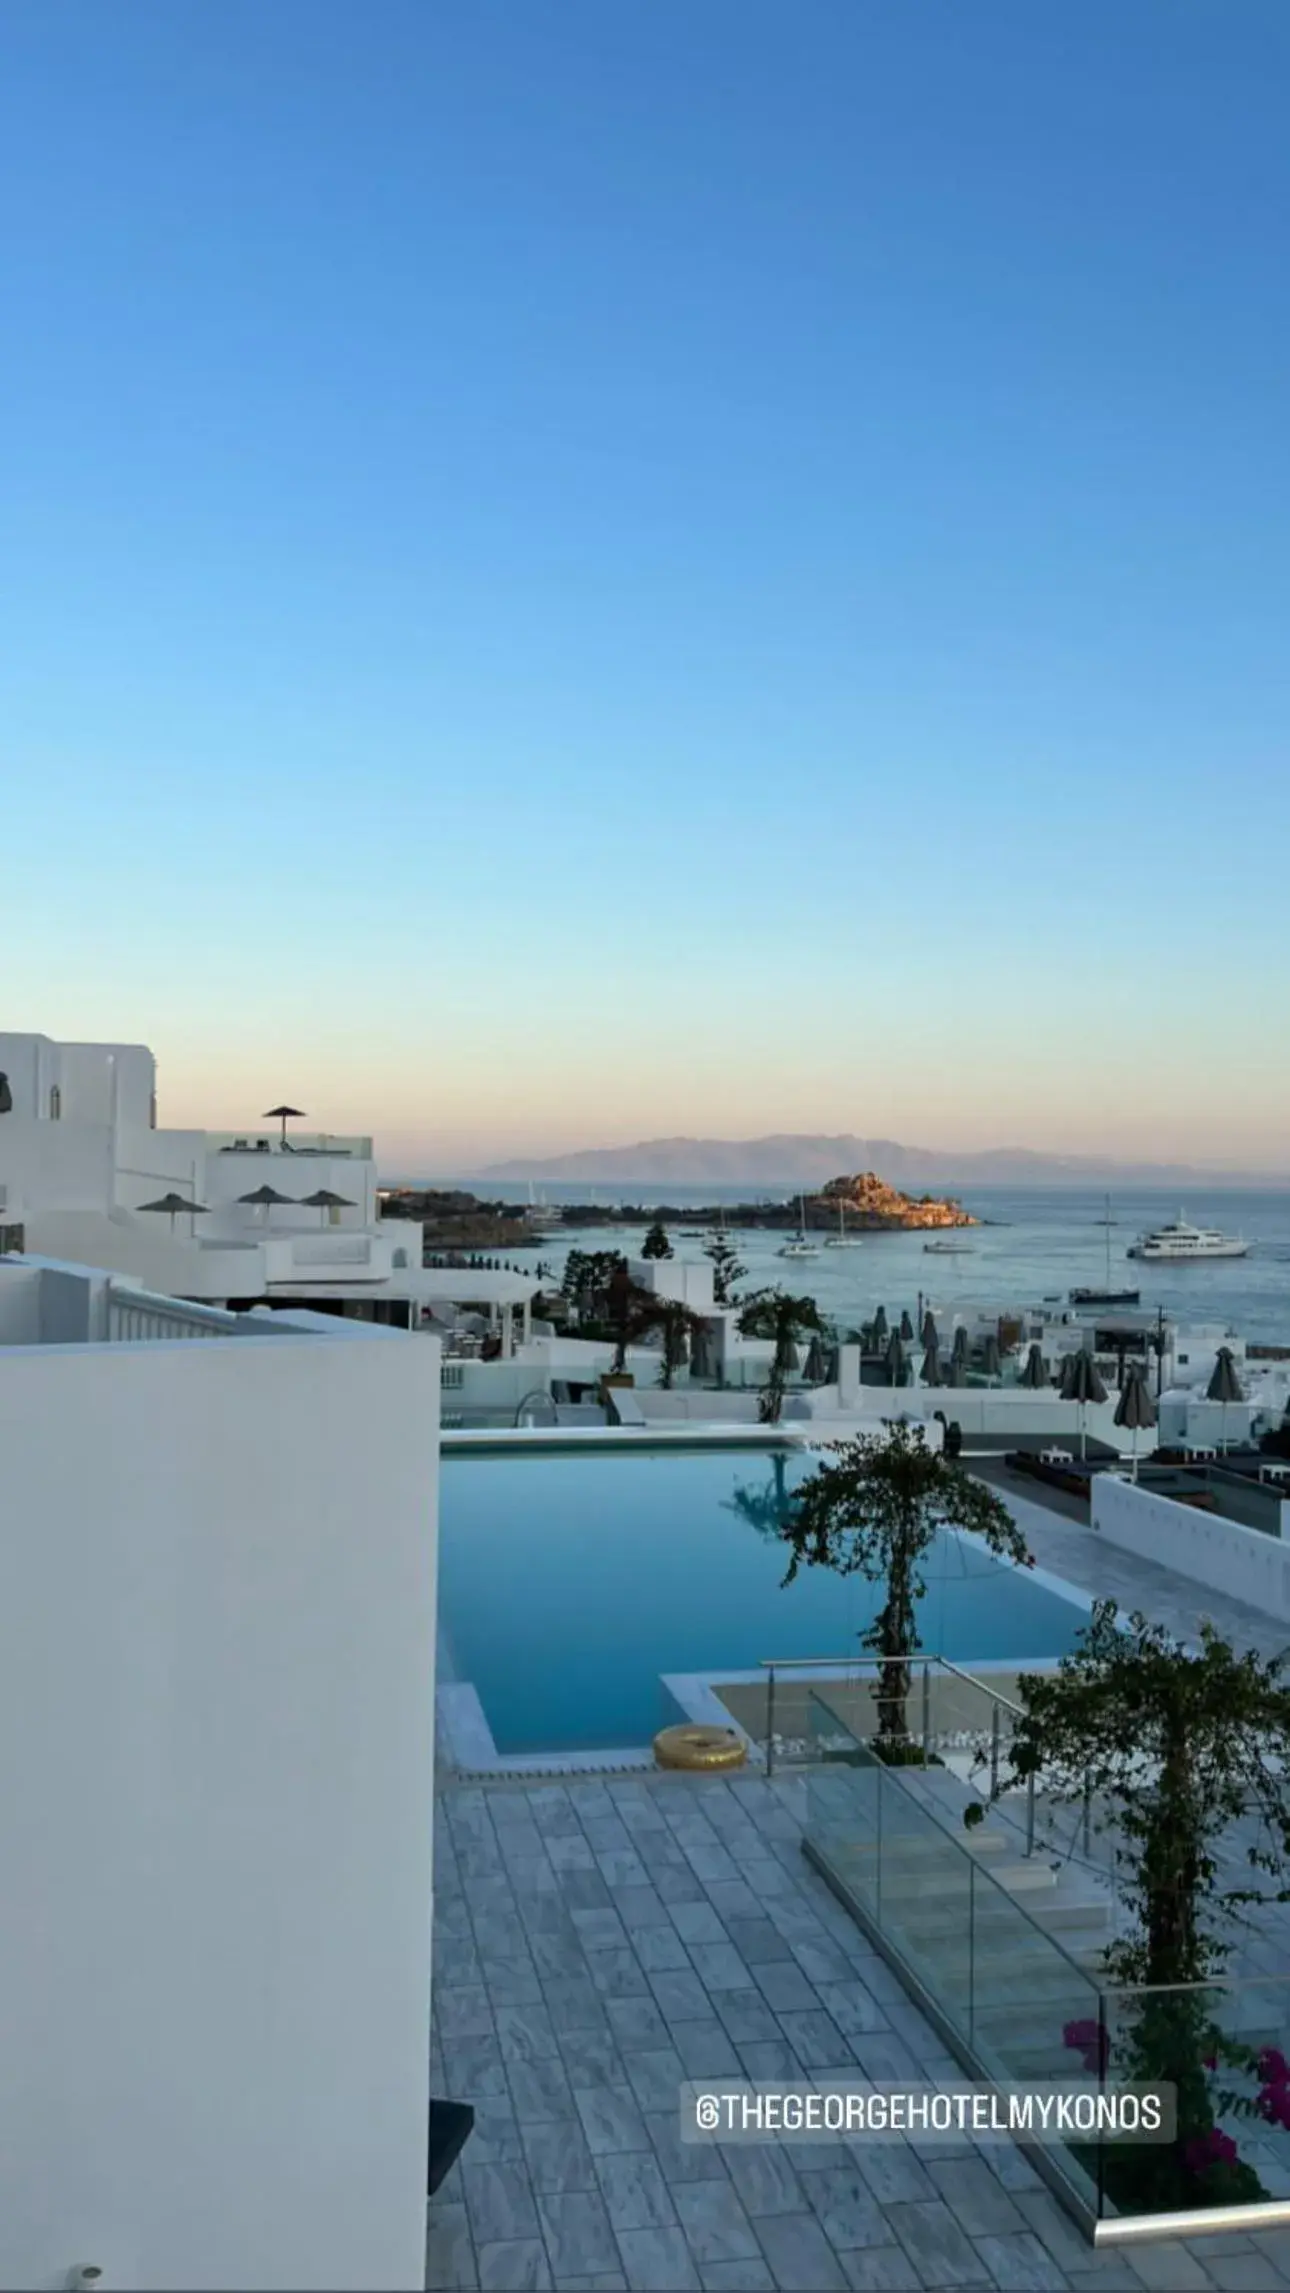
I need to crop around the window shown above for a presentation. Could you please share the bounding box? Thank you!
[48,1085,61,1120]
[1178,1354,1189,1365]
[393,1248,409,1268]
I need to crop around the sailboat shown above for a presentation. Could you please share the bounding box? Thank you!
[824,1198,862,1249]
[1070,1194,1140,1306]
[778,1194,820,1258]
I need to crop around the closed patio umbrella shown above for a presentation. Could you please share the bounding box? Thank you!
[885,1330,906,1387]
[1060,1348,1108,1461]
[950,1327,969,1383]
[1114,1362,1157,1481]
[872,1306,889,1348]
[263,1103,306,1148]
[138,1191,208,1236]
[1020,1343,1049,1389]
[921,1340,942,1387]
[981,1334,1001,1381]
[1206,1345,1245,1454]
[921,1310,939,1353]
[803,1334,826,1383]
[301,1187,356,1227]
[899,1309,915,1342]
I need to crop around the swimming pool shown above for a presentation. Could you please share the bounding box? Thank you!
[438,1443,1090,1755]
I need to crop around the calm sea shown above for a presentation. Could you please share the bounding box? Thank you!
[434,1181,1290,1344]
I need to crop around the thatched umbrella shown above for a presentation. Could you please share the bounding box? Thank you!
[1206,1346,1245,1454]
[1060,1348,1108,1461]
[1114,1362,1156,1481]
[301,1187,356,1228]
[138,1191,208,1237]
[238,1183,300,1225]
[263,1103,306,1148]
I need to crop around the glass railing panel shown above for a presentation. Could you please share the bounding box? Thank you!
[1092,1976,1290,2221]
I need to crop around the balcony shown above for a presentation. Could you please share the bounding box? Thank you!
[205,1130,373,1159]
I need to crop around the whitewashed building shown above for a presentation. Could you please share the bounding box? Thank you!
[0,1256,439,2291]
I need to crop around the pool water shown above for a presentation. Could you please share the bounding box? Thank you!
[439,1445,1090,1755]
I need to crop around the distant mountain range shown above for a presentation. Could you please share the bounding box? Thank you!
[481,1134,1283,1189]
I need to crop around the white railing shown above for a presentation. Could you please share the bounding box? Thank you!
[106,1285,244,1343]
[205,1131,372,1159]
[441,1362,465,1390]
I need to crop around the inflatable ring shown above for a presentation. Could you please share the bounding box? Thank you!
[653,1723,747,1773]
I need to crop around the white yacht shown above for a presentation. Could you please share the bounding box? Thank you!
[824,1201,862,1249]
[778,1194,820,1258]
[1128,1211,1248,1263]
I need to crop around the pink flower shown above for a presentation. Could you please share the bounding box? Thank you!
[1184,2128,1238,2174]
[1257,2048,1290,2088]
[1258,2084,1290,2131]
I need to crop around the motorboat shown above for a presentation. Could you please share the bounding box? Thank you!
[923,1239,974,1255]
[1127,1212,1248,1262]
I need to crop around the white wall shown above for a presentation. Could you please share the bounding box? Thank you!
[0,1329,438,2291]
[1092,1473,1290,1620]
[630,1257,716,1312]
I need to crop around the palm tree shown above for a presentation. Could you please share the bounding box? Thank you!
[737,1288,824,1424]
[782,1422,1031,1747]
[703,1231,746,1305]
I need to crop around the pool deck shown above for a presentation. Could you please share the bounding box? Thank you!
[431,1479,1290,2288]
[430,1768,1290,2292]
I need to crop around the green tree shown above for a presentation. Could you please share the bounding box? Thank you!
[648,1298,704,1389]
[1003,1606,1290,2211]
[782,1422,1030,1745]
[737,1288,824,1425]
[704,1231,746,1305]
[641,1219,673,1260]
[606,1258,663,1373]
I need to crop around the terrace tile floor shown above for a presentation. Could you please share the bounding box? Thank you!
[429,1770,1290,2292]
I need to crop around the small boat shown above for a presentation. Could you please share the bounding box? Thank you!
[1128,1212,1248,1263]
[778,1194,820,1258]
[923,1239,974,1255]
[824,1201,862,1249]
[1070,1287,1141,1307]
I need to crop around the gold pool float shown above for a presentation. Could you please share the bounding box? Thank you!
[653,1723,747,1773]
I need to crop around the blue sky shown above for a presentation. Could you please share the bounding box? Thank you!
[3,1,1288,1169]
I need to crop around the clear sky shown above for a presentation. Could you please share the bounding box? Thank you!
[4,1,1288,1172]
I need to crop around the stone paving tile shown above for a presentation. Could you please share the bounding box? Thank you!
[603,1994,672,2052]
[700,2260,776,2291]
[974,2229,1070,2289]
[594,2148,679,2233]
[802,2162,891,2250]
[536,2189,621,2278]
[573,2083,653,2158]
[506,2052,576,2123]
[633,1923,693,1973]
[476,2236,552,2289]
[1203,2260,1290,2291]
[558,2026,627,2089]
[460,2160,542,2246]
[671,2176,764,2267]
[620,2045,689,2115]
[615,2224,701,2289]
[883,2198,990,2287]
[1126,2245,1214,2289]
[836,2247,923,2290]
[925,2157,1026,2239]
[427,2197,478,2290]
[667,2018,744,2078]
[755,2208,850,2289]
[721,2141,807,2219]
[519,2114,600,2195]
